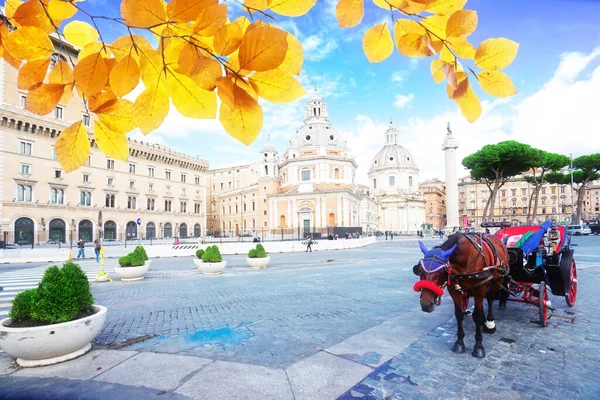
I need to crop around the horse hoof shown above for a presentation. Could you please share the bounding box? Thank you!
[452,343,466,354]
[472,347,486,358]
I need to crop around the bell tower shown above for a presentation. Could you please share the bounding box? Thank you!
[304,88,328,122]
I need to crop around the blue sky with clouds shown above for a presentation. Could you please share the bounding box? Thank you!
[80,0,600,182]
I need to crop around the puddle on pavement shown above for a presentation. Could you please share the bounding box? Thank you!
[126,326,252,352]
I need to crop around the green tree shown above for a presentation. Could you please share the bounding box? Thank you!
[463,141,537,221]
[545,154,600,223]
[522,151,569,224]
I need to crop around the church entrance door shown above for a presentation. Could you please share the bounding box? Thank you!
[303,220,310,235]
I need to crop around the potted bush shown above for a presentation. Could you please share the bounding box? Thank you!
[0,262,107,367]
[193,248,205,269]
[114,245,151,281]
[247,243,270,269]
[197,245,226,275]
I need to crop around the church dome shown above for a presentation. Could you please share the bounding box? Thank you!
[286,90,348,151]
[369,123,417,171]
[261,141,277,153]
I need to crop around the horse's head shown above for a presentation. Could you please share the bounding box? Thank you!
[413,241,457,313]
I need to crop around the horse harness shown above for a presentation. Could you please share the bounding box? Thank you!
[449,233,509,294]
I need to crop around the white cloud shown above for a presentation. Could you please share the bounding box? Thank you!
[394,94,414,108]
[392,72,403,83]
[302,35,339,62]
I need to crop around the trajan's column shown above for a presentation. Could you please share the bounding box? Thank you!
[442,123,459,232]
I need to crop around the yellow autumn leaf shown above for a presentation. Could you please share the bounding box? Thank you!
[48,0,77,20]
[216,76,236,110]
[49,60,74,85]
[60,84,74,104]
[269,0,317,17]
[438,46,454,63]
[25,83,65,115]
[78,42,112,61]
[134,81,170,134]
[168,70,217,118]
[167,0,216,23]
[362,23,394,63]
[213,23,243,56]
[475,38,519,70]
[177,47,222,90]
[372,0,408,10]
[109,34,154,61]
[194,4,228,36]
[121,0,166,28]
[110,55,141,97]
[426,0,467,15]
[421,15,449,40]
[396,33,434,57]
[64,21,100,48]
[239,26,288,72]
[88,90,118,112]
[446,71,467,98]
[453,80,481,123]
[56,122,91,173]
[94,120,129,161]
[4,0,22,19]
[3,26,53,61]
[97,99,138,133]
[17,59,50,90]
[336,0,364,28]
[74,53,109,97]
[244,0,268,10]
[139,49,164,87]
[450,35,475,59]
[394,19,426,37]
[219,86,263,145]
[477,70,517,98]
[233,16,251,35]
[446,10,477,38]
[248,68,306,103]
[12,0,58,34]
[430,59,446,83]
[279,33,303,76]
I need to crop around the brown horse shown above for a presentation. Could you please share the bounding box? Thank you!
[413,233,509,358]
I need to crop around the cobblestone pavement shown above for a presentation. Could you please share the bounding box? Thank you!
[0,236,599,399]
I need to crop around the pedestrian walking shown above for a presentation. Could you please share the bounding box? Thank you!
[77,239,85,259]
[390,232,394,240]
[305,235,313,252]
[385,231,388,240]
[94,239,101,262]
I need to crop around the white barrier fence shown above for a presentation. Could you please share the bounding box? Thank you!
[0,237,377,264]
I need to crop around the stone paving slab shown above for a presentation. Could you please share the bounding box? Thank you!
[14,350,137,380]
[286,351,373,400]
[175,360,293,400]
[94,352,212,391]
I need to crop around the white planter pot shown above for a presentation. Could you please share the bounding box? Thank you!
[197,260,227,275]
[193,258,204,269]
[247,256,270,269]
[0,305,107,368]
[114,260,151,281]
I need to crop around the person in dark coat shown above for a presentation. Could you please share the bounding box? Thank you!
[77,239,85,259]
[305,235,313,252]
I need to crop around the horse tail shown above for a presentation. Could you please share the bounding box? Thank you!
[498,276,509,309]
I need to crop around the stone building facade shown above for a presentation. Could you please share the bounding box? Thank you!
[419,178,446,231]
[0,36,208,245]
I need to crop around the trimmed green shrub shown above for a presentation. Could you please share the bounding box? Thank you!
[195,248,205,259]
[135,246,149,261]
[118,255,132,267]
[248,249,257,258]
[9,289,36,321]
[130,251,145,267]
[31,265,81,323]
[61,262,94,312]
[202,245,223,262]
[255,246,267,258]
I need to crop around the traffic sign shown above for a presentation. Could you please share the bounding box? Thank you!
[136,218,141,226]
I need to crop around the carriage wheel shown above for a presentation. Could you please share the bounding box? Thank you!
[539,281,548,327]
[461,293,469,313]
[565,259,577,307]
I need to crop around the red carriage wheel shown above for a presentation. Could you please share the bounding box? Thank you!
[539,281,549,327]
[565,259,577,307]
[461,293,469,312]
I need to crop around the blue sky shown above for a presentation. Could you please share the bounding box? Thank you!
[79,0,600,182]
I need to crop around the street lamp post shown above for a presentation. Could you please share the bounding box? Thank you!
[570,153,576,224]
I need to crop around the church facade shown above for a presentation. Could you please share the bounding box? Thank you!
[368,123,426,233]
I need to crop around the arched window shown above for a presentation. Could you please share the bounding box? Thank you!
[179,223,187,238]
[146,222,156,239]
[334,168,340,179]
[49,219,65,243]
[279,215,286,227]
[78,220,93,241]
[104,221,117,240]
[194,223,201,237]
[164,222,173,238]
[17,185,32,201]
[389,176,395,186]
[313,107,316,115]
[80,191,91,206]
[51,188,64,204]
[328,213,336,226]
[373,179,377,189]
[105,194,115,208]
[408,176,413,187]
[15,217,34,245]
[125,221,137,240]
[265,165,268,175]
